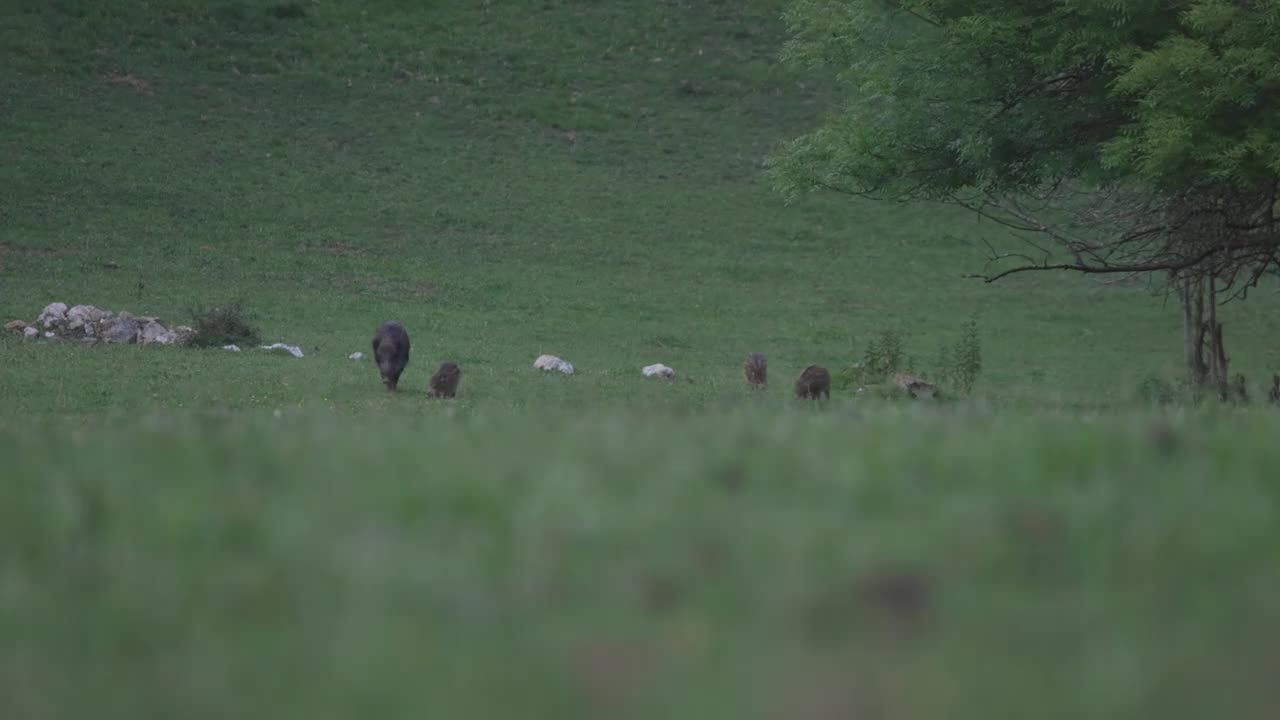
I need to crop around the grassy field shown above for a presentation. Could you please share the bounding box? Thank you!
[3,0,1278,414]
[3,1,1280,718]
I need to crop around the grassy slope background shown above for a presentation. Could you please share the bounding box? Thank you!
[2,2,1280,719]
[3,0,1278,415]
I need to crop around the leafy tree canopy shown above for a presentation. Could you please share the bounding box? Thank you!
[770,0,1280,202]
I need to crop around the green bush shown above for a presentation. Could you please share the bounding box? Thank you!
[863,328,906,378]
[937,317,983,396]
[1134,375,1178,406]
[187,301,261,348]
[833,362,872,390]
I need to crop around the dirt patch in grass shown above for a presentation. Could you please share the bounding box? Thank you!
[324,272,439,298]
[105,73,154,95]
[0,243,78,269]
[315,243,364,257]
[0,244,76,257]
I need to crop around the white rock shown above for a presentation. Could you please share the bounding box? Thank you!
[642,363,675,379]
[86,311,115,337]
[65,304,106,331]
[37,302,68,329]
[22,327,38,338]
[349,351,364,360]
[140,321,175,345]
[260,342,304,358]
[99,312,140,344]
[223,344,241,352]
[43,330,56,339]
[534,354,574,374]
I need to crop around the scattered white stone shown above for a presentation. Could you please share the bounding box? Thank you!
[260,342,304,358]
[37,302,68,329]
[140,320,176,345]
[26,303,198,346]
[65,304,106,331]
[223,344,241,352]
[894,372,939,399]
[43,330,56,339]
[22,326,38,338]
[533,354,575,374]
[642,363,675,379]
[99,312,140,344]
[349,351,365,360]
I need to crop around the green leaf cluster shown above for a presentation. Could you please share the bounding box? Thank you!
[771,1,1280,199]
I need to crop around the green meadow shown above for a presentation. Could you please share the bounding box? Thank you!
[2,2,1279,718]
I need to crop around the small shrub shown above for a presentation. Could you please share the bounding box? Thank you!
[1133,374,1221,407]
[863,328,906,378]
[834,362,873,390]
[1135,375,1178,406]
[188,301,261,348]
[1228,373,1250,405]
[936,317,982,395]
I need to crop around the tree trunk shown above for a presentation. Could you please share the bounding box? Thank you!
[1182,275,1208,386]
[1208,275,1220,385]
[1180,273,1231,393]
[1213,320,1230,398]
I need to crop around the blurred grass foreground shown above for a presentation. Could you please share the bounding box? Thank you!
[3,408,1279,720]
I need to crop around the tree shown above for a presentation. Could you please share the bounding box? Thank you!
[769,0,1280,392]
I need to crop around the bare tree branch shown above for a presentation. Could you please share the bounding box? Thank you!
[969,244,1228,283]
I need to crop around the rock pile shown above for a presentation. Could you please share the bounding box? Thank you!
[8,302,196,346]
[893,372,939,399]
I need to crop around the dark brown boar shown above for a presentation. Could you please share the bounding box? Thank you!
[372,321,410,391]
[794,365,831,400]
[743,352,767,389]
[428,361,461,399]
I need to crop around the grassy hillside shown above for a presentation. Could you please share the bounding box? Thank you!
[4,0,1278,415]
[3,2,1280,719]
